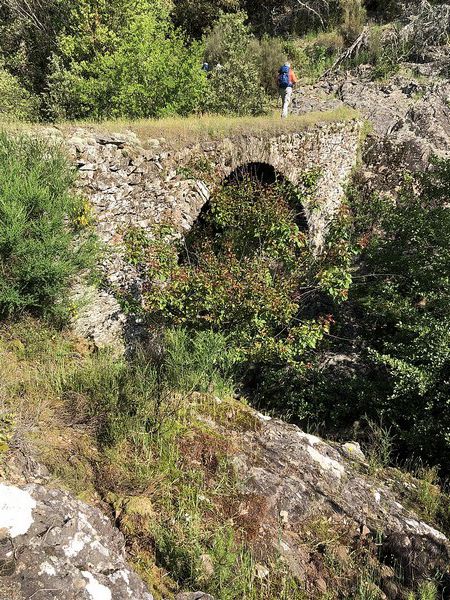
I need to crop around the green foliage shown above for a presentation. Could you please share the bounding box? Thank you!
[244,0,342,37]
[290,159,450,475]
[172,0,240,38]
[339,0,366,43]
[204,13,269,116]
[347,24,406,80]
[57,323,303,598]
[46,0,207,120]
[349,163,450,469]
[66,328,235,445]
[0,66,38,121]
[163,329,236,396]
[249,35,287,96]
[284,31,344,82]
[407,582,438,600]
[364,419,394,473]
[138,174,352,380]
[0,133,97,322]
[0,0,71,96]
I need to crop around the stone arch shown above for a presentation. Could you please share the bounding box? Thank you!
[225,161,283,186]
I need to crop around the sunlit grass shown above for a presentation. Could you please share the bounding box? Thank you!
[1,106,359,149]
[75,107,358,145]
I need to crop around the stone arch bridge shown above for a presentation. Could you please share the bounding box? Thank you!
[67,120,360,246]
[57,119,360,348]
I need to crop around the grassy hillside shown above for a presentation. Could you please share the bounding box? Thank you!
[1,318,448,599]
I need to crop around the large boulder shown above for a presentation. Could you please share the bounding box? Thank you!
[198,406,450,597]
[0,483,153,600]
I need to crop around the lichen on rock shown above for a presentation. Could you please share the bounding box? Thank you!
[0,483,153,600]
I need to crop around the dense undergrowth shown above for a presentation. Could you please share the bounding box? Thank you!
[135,173,352,372]
[0,0,444,122]
[126,158,450,481]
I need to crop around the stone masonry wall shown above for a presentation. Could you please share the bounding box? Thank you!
[47,121,360,350]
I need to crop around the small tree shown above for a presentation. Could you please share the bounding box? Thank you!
[0,134,97,322]
[348,162,450,469]
[339,0,366,43]
[204,12,269,116]
[295,160,450,474]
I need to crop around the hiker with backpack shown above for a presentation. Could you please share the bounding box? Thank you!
[278,62,298,118]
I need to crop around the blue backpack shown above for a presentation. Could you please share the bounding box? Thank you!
[278,65,290,89]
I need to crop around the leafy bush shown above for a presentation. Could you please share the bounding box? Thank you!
[0,134,97,321]
[348,164,450,470]
[0,0,71,99]
[285,160,450,474]
[204,13,269,115]
[0,66,38,121]
[137,173,352,378]
[46,0,206,120]
[249,35,287,96]
[284,31,344,82]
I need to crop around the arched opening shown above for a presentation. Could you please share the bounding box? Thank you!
[193,162,308,234]
[225,162,281,186]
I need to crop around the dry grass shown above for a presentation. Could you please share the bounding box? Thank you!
[1,107,359,149]
[71,107,358,145]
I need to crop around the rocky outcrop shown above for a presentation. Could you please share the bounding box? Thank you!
[202,405,450,598]
[0,483,153,600]
[2,399,449,599]
[293,52,450,193]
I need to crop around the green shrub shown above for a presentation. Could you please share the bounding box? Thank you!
[284,31,344,82]
[249,35,287,96]
[347,24,403,80]
[172,0,240,38]
[164,329,236,397]
[204,13,269,115]
[287,160,450,475]
[349,165,450,471]
[0,133,97,321]
[46,1,206,120]
[0,66,38,122]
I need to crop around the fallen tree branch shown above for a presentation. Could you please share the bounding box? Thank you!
[320,26,369,79]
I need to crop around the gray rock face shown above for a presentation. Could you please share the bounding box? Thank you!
[0,483,153,600]
[293,58,450,193]
[225,413,450,591]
